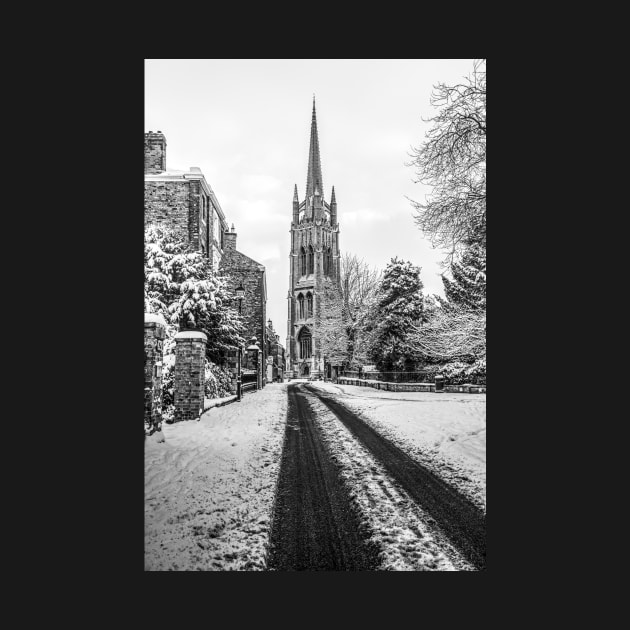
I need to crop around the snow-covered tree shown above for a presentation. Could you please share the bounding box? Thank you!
[340,253,382,368]
[367,258,424,371]
[144,224,245,363]
[408,305,486,363]
[316,277,348,371]
[441,241,486,310]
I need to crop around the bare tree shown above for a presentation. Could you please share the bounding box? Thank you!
[340,252,381,316]
[407,59,486,265]
[316,277,348,371]
[340,253,382,367]
[407,305,485,362]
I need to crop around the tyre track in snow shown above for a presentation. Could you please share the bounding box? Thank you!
[305,384,486,570]
[267,384,380,570]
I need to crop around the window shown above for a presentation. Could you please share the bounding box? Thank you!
[297,293,304,319]
[324,247,332,275]
[213,208,220,245]
[306,292,313,318]
[300,247,307,276]
[307,245,314,275]
[298,327,312,359]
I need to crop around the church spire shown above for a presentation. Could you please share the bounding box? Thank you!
[305,96,324,202]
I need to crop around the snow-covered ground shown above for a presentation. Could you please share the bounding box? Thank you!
[306,395,473,570]
[145,384,288,571]
[308,381,486,512]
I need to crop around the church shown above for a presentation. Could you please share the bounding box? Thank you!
[286,99,342,379]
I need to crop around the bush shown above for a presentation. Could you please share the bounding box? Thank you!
[204,360,233,399]
[439,358,486,384]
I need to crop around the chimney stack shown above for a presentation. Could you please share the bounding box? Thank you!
[224,226,237,253]
[144,131,166,173]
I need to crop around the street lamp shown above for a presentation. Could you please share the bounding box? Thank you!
[235,283,245,315]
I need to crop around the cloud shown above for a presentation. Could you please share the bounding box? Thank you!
[342,209,390,225]
[240,174,283,194]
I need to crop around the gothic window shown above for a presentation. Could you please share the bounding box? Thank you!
[325,247,332,276]
[298,327,312,359]
[306,292,313,318]
[307,245,314,274]
[300,247,307,276]
[297,293,304,319]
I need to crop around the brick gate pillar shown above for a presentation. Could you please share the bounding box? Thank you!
[173,330,208,422]
[144,313,166,436]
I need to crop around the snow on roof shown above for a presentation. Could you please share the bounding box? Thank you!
[144,313,167,326]
[144,169,189,177]
[174,330,208,341]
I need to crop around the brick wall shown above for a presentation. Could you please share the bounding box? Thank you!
[219,232,267,372]
[144,180,192,246]
[144,315,166,433]
[173,331,207,422]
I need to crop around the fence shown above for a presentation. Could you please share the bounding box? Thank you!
[340,370,486,386]
[241,370,258,393]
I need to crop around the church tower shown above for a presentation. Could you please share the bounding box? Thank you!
[286,98,341,378]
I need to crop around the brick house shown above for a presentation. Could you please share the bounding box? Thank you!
[144,131,268,386]
[219,228,268,379]
[144,131,228,272]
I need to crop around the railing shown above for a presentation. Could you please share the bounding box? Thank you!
[340,370,486,386]
[241,370,258,393]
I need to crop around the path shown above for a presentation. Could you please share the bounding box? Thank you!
[267,384,380,570]
[304,383,486,570]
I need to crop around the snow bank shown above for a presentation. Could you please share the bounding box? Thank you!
[145,384,288,571]
[203,395,237,411]
[309,381,486,511]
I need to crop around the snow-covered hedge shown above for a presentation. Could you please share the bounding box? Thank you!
[204,360,233,399]
[438,359,486,384]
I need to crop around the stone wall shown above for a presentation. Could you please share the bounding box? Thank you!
[337,377,486,393]
[144,314,166,433]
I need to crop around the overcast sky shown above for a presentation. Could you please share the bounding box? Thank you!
[145,59,475,343]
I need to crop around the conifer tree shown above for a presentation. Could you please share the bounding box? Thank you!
[144,224,245,362]
[367,258,424,371]
[441,241,486,310]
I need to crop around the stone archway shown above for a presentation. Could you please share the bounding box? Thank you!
[301,363,310,377]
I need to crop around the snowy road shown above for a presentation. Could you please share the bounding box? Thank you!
[267,384,380,570]
[304,384,486,570]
